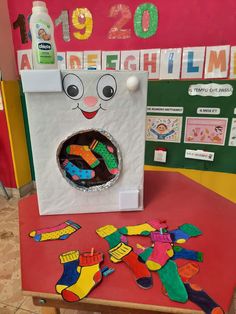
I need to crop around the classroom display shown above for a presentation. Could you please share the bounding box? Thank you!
[34,217,224,311]
[93,220,223,312]
[145,79,236,174]
[21,70,148,215]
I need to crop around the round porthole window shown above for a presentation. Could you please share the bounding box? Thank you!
[57,129,121,191]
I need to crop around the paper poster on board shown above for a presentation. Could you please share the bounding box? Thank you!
[146,116,182,143]
[184,117,228,146]
[228,118,236,146]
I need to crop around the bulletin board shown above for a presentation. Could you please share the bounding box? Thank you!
[145,80,236,174]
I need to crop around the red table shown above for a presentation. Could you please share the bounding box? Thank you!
[18,171,236,313]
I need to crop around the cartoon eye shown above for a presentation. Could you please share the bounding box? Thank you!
[62,74,84,100]
[97,74,117,101]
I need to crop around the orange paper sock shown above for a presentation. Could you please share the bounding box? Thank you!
[178,262,199,282]
[66,145,100,168]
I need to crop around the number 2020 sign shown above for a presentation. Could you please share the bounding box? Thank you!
[12,2,158,45]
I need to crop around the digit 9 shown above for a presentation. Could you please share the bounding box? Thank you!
[72,8,93,40]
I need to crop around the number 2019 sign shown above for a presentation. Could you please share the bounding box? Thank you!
[10,1,158,51]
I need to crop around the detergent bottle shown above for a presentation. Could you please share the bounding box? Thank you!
[30,1,57,69]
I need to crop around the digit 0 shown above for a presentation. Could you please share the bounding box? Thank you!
[134,3,158,39]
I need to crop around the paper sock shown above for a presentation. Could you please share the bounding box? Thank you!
[96,225,128,263]
[90,140,119,175]
[96,225,126,248]
[146,241,174,271]
[62,159,95,180]
[172,246,203,262]
[184,283,224,314]
[109,242,152,289]
[170,224,202,244]
[179,224,202,237]
[178,262,199,282]
[66,145,100,168]
[138,248,188,303]
[62,252,103,302]
[29,220,81,241]
[150,231,172,243]
[55,250,80,294]
[118,219,168,236]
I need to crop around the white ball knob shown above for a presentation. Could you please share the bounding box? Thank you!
[126,76,139,92]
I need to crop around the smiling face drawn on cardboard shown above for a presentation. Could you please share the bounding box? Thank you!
[62,73,117,120]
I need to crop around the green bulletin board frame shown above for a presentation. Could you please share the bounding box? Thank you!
[145,80,236,174]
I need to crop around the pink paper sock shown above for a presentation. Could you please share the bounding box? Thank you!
[146,242,174,271]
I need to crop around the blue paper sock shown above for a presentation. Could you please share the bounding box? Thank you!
[62,159,95,180]
[184,283,224,314]
[170,229,190,243]
[55,250,80,294]
[170,224,202,244]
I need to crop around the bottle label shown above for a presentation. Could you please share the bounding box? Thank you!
[35,20,55,64]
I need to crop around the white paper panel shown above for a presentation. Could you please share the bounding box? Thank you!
[23,70,148,215]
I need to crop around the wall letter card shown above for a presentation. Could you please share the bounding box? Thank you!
[181,47,205,79]
[140,49,160,79]
[84,51,101,70]
[120,50,140,71]
[159,48,182,80]
[230,46,236,79]
[204,45,230,78]
[17,49,33,71]
[66,52,83,70]
[57,52,66,70]
[102,51,120,70]
[21,70,148,215]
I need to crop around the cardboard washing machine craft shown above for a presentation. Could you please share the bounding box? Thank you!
[21,70,148,215]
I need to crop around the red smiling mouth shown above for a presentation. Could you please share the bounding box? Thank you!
[80,108,99,119]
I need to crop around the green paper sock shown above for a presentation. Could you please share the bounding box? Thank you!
[96,225,125,248]
[96,225,127,263]
[139,247,188,303]
[179,224,202,237]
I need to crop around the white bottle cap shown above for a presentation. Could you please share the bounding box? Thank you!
[33,1,46,7]
[32,1,48,13]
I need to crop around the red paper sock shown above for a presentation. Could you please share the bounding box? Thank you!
[109,242,152,289]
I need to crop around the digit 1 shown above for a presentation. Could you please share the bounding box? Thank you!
[55,10,71,42]
[13,14,28,44]
[134,3,158,39]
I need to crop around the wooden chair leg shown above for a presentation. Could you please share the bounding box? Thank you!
[0,181,10,199]
[41,307,60,314]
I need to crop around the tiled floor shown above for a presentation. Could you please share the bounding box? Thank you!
[0,194,100,314]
